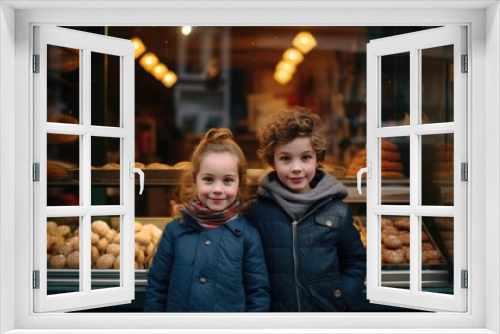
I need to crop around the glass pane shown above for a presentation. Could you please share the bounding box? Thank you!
[47,217,81,295]
[421,134,454,206]
[380,137,409,205]
[381,52,410,127]
[47,45,80,124]
[380,215,410,290]
[421,45,454,124]
[91,216,120,290]
[421,217,452,294]
[91,52,120,127]
[47,134,80,206]
[91,137,121,206]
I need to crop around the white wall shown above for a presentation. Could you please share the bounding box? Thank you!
[0,2,16,334]
[485,2,500,333]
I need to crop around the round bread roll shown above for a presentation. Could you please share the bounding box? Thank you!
[49,235,65,253]
[91,232,100,245]
[382,249,405,264]
[399,232,410,246]
[101,163,120,170]
[112,233,120,244]
[173,161,193,170]
[113,257,120,269]
[422,242,434,251]
[423,250,441,263]
[421,231,430,242]
[105,229,117,243]
[106,243,120,257]
[50,254,67,269]
[91,220,110,238]
[95,254,115,269]
[135,162,146,169]
[383,235,403,250]
[135,231,151,245]
[134,221,143,232]
[47,221,58,235]
[394,217,410,230]
[135,249,145,264]
[67,251,80,269]
[57,242,74,256]
[381,140,399,152]
[56,225,71,237]
[381,218,394,229]
[91,245,100,264]
[381,225,399,235]
[67,236,80,251]
[146,162,171,169]
[96,238,109,252]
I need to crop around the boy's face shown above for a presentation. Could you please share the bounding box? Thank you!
[195,152,240,211]
[273,136,317,194]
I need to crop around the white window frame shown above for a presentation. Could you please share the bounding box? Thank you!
[366,26,467,312]
[33,25,136,312]
[1,2,498,333]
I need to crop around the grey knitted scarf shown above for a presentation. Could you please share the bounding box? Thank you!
[259,169,348,220]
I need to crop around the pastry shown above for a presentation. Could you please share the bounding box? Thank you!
[47,113,79,143]
[101,162,120,170]
[394,217,410,230]
[146,162,171,169]
[383,235,403,250]
[173,161,193,170]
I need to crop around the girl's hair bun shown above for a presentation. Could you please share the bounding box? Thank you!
[204,128,233,141]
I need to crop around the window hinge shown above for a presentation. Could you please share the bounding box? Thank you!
[33,270,40,289]
[33,163,40,182]
[461,270,468,289]
[33,54,40,73]
[461,54,468,73]
[461,162,468,181]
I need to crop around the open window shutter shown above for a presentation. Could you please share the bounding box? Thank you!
[366,26,467,312]
[33,26,135,312]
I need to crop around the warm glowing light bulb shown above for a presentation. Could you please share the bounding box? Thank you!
[182,26,192,36]
[131,37,146,59]
[282,48,304,65]
[162,71,178,88]
[292,31,317,54]
[276,60,296,74]
[152,63,168,80]
[139,52,159,72]
[274,70,292,85]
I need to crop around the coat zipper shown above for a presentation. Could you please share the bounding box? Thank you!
[291,197,333,311]
[292,220,301,312]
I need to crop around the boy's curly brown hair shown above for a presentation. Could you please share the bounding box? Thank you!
[256,106,329,167]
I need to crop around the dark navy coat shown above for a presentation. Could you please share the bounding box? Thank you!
[246,190,366,312]
[144,214,270,312]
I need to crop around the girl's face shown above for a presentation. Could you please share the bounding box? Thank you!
[195,152,240,211]
[273,136,317,194]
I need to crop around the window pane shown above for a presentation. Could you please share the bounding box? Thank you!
[421,45,454,124]
[421,216,452,294]
[380,215,410,290]
[381,52,410,127]
[91,137,121,205]
[380,137,409,204]
[91,52,121,127]
[91,217,120,290]
[47,45,80,124]
[47,217,81,295]
[47,134,80,206]
[421,134,454,206]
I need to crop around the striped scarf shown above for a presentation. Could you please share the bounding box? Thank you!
[181,198,241,229]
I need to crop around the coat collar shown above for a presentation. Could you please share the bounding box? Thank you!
[179,212,245,237]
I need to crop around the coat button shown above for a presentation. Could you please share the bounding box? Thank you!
[325,220,332,227]
[199,276,207,284]
[204,239,212,246]
[333,288,342,299]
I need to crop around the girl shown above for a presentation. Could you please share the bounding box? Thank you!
[246,106,366,312]
[144,128,270,312]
